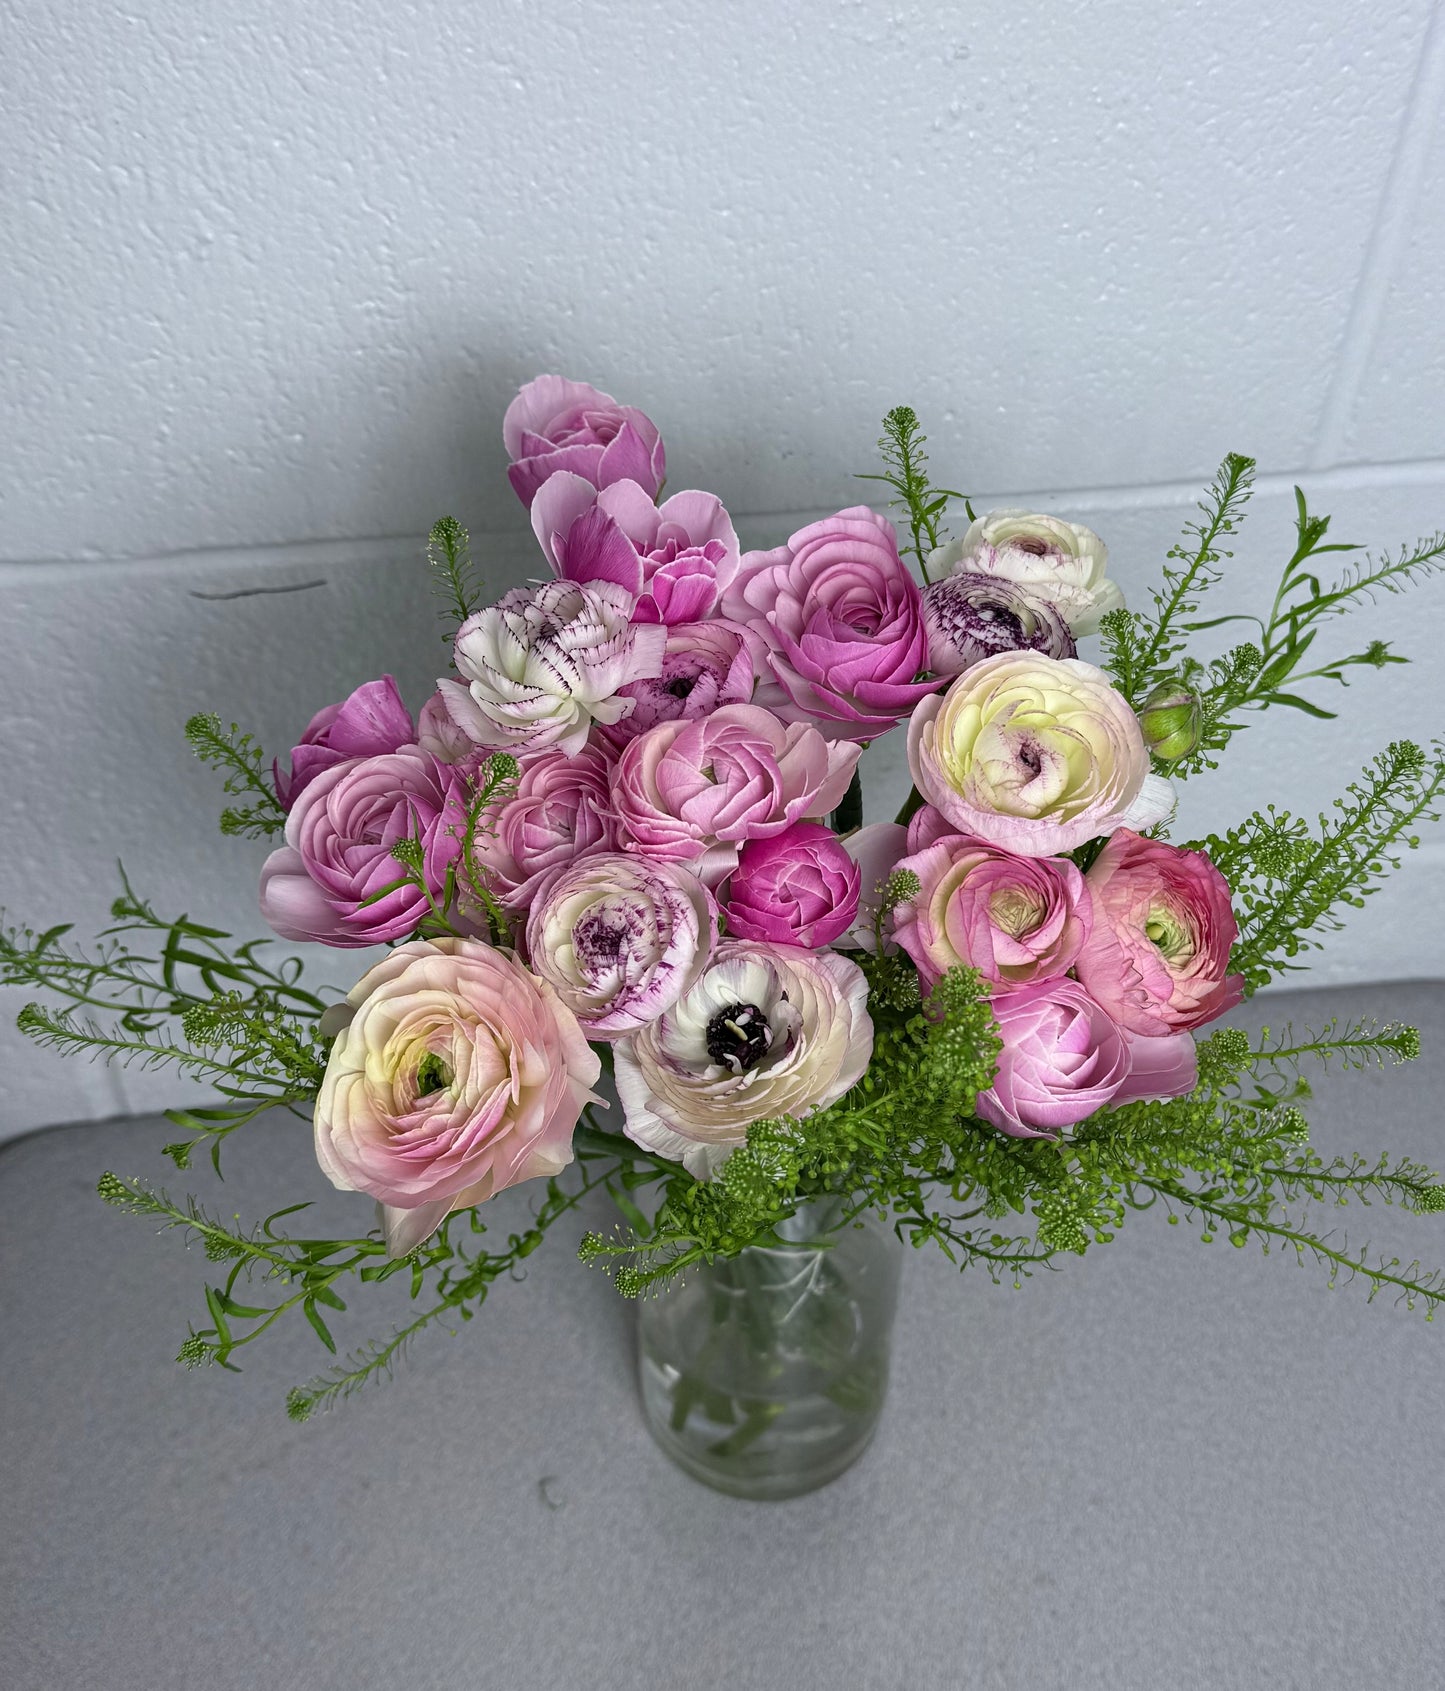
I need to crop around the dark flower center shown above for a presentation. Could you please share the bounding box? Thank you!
[1015,536,1050,556]
[415,1052,452,1097]
[705,1002,772,1073]
[665,676,696,699]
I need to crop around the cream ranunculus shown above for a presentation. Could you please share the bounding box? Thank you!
[929,509,1122,635]
[907,651,1174,857]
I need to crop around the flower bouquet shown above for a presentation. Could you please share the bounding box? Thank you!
[7,376,1445,1499]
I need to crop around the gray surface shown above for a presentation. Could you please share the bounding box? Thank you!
[4,981,1445,1691]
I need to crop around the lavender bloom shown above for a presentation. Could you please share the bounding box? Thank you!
[921,573,1076,679]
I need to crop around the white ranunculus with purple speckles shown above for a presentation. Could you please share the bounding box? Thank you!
[523,854,717,1040]
[613,941,873,1178]
[928,509,1123,636]
[437,579,666,758]
[920,573,1076,678]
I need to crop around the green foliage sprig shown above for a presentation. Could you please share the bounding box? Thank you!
[428,515,484,636]
[856,405,968,582]
[184,713,288,838]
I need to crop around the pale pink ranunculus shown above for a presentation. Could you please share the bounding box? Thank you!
[314,938,601,1255]
[906,804,956,854]
[599,619,755,748]
[503,374,666,508]
[463,742,617,912]
[532,472,741,625]
[273,675,415,810]
[892,834,1090,993]
[977,978,1196,1139]
[1075,830,1244,1036]
[722,506,941,742]
[614,941,873,1178]
[721,822,861,949]
[259,748,469,947]
[523,853,716,1039]
[907,651,1174,857]
[416,689,482,766]
[613,704,860,887]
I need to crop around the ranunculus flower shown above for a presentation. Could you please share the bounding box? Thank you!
[907,652,1174,856]
[259,748,468,947]
[273,675,415,810]
[314,938,601,1255]
[921,573,1076,678]
[929,509,1123,635]
[722,822,861,948]
[892,834,1090,992]
[464,743,617,911]
[532,472,741,625]
[416,689,481,766]
[614,941,873,1177]
[437,579,666,757]
[613,704,861,886]
[977,978,1196,1138]
[1074,830,1244,1035]
[841,821,909,950]
[523,853,716,1039]
[503,374,666,508]
[599,619,755,747]
[722,506,940,741]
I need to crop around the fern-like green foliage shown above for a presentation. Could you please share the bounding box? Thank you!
[184,712,288,837]
[855,405,967,581]
[428,515,484,636]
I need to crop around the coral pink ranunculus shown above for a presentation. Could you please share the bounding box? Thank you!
[273,675,416,810]
[465,743,618,912]
[722,822,861,949]
[314,938,601,1255]
[503,374,666,508]
[599,620,755,747]
[722,506,940,742]
[1075,830,1244,1035]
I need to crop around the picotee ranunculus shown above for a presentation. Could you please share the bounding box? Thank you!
[502,374,666,508]
[614,941,873,1177]
[921,573,1076,678]
[721,822,861,949]
[929,509,1122,635]
[314,938,601,1255]
[273,675,416,810]
[599,619,755,747]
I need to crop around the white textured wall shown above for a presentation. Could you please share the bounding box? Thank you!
[3,0,1445,1137]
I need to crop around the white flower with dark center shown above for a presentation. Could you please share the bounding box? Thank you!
[613,940,873,1178]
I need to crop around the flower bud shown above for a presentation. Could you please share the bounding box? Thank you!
[1139,681,1203,763]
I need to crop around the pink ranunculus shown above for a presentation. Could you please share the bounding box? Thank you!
[272,675,415,810]
[416,689,483,766]
[465,743,618,911]
[906,804,956,855]
[503,375,666,508]
[841,821,909,950]
[1075,830,1244,1036]
[721,506,941,742]
[613,704,861,887]
[532,472,741,625]
[721,822,862,949]
[599,619,755,748]
[892,834,1091,993]
[314,938,601,1256]
[259,748,468,947]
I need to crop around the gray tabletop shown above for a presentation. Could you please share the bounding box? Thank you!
[4,980,1445,1691]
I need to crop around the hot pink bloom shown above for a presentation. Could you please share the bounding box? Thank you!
[892,835,1090,993]
[532,472,740,625]
[722,506,940,742]
[259,748,467,947]
[273,675,415,810]
[722,822,861,948]
[314,938,601,1256]
[1075,830,1244,1035]
[600,620,755,748]
[613,704,860,886]
[503,375,665,508]
[465,743,617,911]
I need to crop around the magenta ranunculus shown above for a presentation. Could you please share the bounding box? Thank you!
[721,506,941,742]
[259,748,468,947]
[465,743,618,911]
[1074,830,1244,1036]
[600,620,755,748]
[532,472,741,625]
[613,704,861,887]
[977,978,1196,1139]
[892,834,1090,993]
[273,675,415,810]
[503,375,665,508]
[722,822,861,948]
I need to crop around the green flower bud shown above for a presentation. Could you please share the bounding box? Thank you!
[1138,680,1203,763]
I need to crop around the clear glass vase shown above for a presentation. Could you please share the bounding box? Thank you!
[637,1200,903,1500]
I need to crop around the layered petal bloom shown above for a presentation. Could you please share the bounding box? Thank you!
[438,579,666,757]
[929,509,1123,635]
[977,978,1196,1138]
[1075,830,1244,1035]
[907,652,1173,856]
[314,938,601,1255]
[721,822,861,948]
[614,941,873,1177]
[599,619,755,747]
[523,853,716,1039]
[465,743,618,911]
[532,472,741,625]
[273,675,415,810]
[502,374,666,508]
[892,834,1090,992]
[722,506,940,741]
[613,704,860,886]
[921,573,1076,679]
[416,689,482,766]
[259,748,468,947]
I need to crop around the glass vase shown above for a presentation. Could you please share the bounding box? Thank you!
[637,1200,903,1500]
